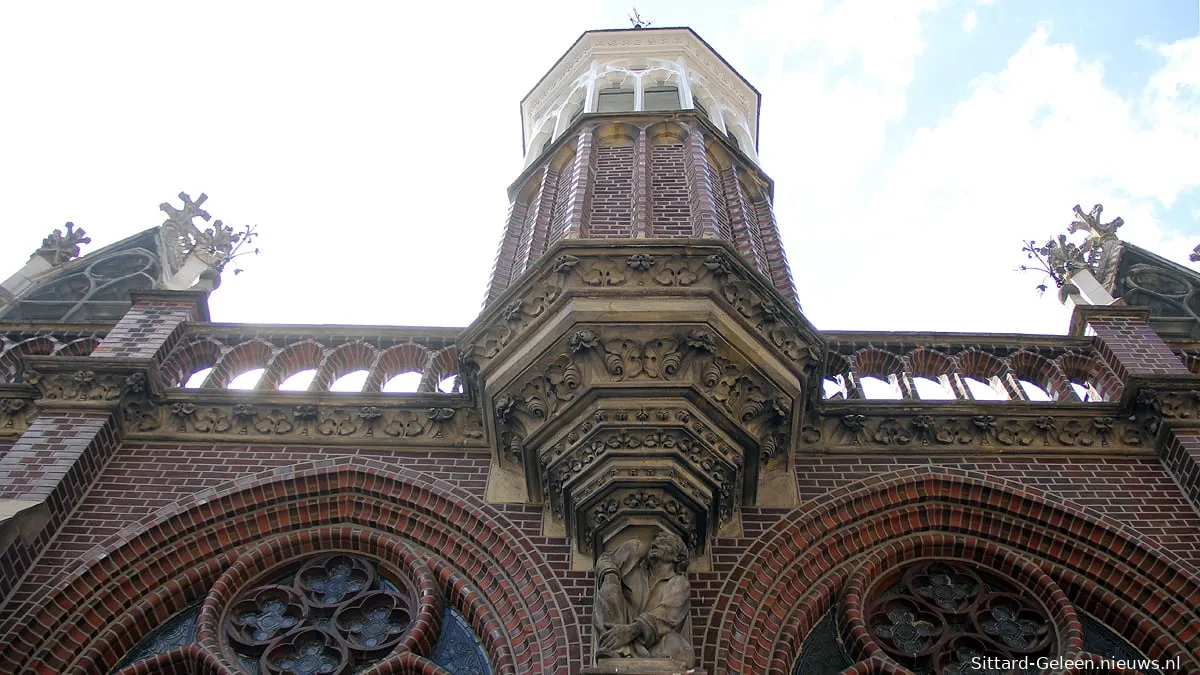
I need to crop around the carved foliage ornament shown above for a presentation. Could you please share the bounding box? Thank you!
[494,326,792,465]
[146,401,483,444]
[540,425,740,523]
[807,411,1137,449]
[0,397,37,434]
[465,249,820,375]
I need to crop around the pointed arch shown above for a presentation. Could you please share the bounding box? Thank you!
[4,460,580,675]
[705,467,1200,674]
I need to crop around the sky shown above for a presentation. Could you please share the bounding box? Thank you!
[1,0,1198,337]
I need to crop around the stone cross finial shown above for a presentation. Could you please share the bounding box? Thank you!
[160,192,211,231]
[1067,203,1124,243]
[33,222,91,266]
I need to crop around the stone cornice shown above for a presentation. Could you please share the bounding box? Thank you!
[120,389,487,448]
[803,402,1148,453]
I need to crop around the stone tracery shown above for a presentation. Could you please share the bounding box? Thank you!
[857,560,1055,674]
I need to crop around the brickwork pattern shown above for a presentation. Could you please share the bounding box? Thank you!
[707,468,1200,673]
[4,436,1199,672]
[587,145,635,237]
[0,411,118,603]
[91,302,196,361]
[1088,317,1190,378]
[484,115,800,305]
[753,199,798,304]
[792,455,1200,565]
[548,156,575,248]
[649,142,691,236]
[682,125,718,240]
[486,200,529,305]
[1162,429,1200,516]
[0,457,582,674]
[705,155,732,241]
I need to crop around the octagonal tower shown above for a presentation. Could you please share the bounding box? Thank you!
[465,27,818,567]
[486,27,796,308]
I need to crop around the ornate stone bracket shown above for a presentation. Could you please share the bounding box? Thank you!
[460,243,823,383]
[0,384,38,437]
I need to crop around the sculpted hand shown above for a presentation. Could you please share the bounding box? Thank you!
[598,623,641,653]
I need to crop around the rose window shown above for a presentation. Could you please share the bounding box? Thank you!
[221,554,417,675]
[860,561,1054,674]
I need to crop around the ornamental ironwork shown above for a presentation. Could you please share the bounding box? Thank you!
[864,561,1053,674]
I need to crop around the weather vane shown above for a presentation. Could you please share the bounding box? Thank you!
[629,7,652,29]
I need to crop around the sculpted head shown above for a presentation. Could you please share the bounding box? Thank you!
[647,531,690,574]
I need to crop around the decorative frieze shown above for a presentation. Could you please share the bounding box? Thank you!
[121,394,486,448]
[464,243,823,381]
[802,406,1146,451]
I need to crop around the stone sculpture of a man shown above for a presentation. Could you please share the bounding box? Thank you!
[593,530,694,664]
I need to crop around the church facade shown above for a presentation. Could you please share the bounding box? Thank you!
[0,27,1198,675]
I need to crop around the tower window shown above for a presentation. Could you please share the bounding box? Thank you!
[725,127,740,150]
[597,85,635,113]
[643,85,680,111]
[693,101,708,119]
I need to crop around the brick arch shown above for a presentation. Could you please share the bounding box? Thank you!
[851,347,904,379]
[257,339,325,390]
[1056,350,1122,401]
[205,339,275,389]
[0,336,57,383]
[54,336,101,356]
[4,459,578,675]
[309,340,380,392]
[2,335,60,380]
[902,347,957,378]
[705,468,1200,674]
[363,343,432,392]
[417,345,459,393]
[956,347,1010,380]
[1009,349,1072,400]
[157,338,225,387]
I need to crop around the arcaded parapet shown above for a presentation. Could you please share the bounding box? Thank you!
[520,28,760,166]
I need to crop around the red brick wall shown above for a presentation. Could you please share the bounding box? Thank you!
[549,162,574,247]
[649,142,691,236]
[1162,429,1200,514]
[706,156,732,241]
[1088,316,1189,378]
[586,145,634,238]
[3,436,1199,671]
[793,455,1200,565]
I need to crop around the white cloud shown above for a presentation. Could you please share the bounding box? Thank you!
[782,26,1200,333]
[963,9,978,33]
[0,1,1195,342]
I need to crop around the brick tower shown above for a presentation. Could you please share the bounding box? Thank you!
[0,24,1198,675]
[486,27,796,308]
